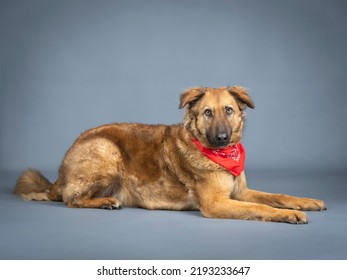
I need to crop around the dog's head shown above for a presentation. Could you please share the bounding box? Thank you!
[179,86,254,148]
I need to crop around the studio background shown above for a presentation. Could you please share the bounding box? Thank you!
[1,0,346,260]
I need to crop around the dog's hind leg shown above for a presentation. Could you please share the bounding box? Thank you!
[59,136,125,210]
[68,197,122,210]
[62,180,123,210]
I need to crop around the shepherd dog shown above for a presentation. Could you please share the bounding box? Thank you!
[14,86,326,223]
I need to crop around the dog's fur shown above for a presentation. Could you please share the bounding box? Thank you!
[14,86,326,223]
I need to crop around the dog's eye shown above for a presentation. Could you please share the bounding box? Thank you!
[204,109,212,117]
[226,107,233,115]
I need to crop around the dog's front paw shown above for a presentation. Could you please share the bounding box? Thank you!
[286,210,308,224]
[272,209,308,224]
[294,198,326,211]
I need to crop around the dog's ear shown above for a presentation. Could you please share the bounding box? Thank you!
[179,88,206,109]
[228,86,255,110]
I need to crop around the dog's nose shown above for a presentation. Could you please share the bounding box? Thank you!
[216,132,228,146]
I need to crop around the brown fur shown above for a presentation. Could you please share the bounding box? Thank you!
[14,86,326,223]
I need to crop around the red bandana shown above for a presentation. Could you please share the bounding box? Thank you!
[192,138,245,176]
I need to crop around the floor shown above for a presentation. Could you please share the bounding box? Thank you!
[0,169,346,260]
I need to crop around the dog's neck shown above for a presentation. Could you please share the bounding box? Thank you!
[192,138,245,176]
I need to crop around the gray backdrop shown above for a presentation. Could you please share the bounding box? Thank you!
[1,0,347,172]
[1,0,347,261]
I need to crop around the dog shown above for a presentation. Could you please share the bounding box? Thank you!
[14,86,326,223]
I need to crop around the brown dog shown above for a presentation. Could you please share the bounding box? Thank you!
[14,86,326,223]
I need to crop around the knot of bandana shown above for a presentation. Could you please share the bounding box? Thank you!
[192,138,245,176]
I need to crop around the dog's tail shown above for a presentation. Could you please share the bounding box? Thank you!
[14,169,62,201]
